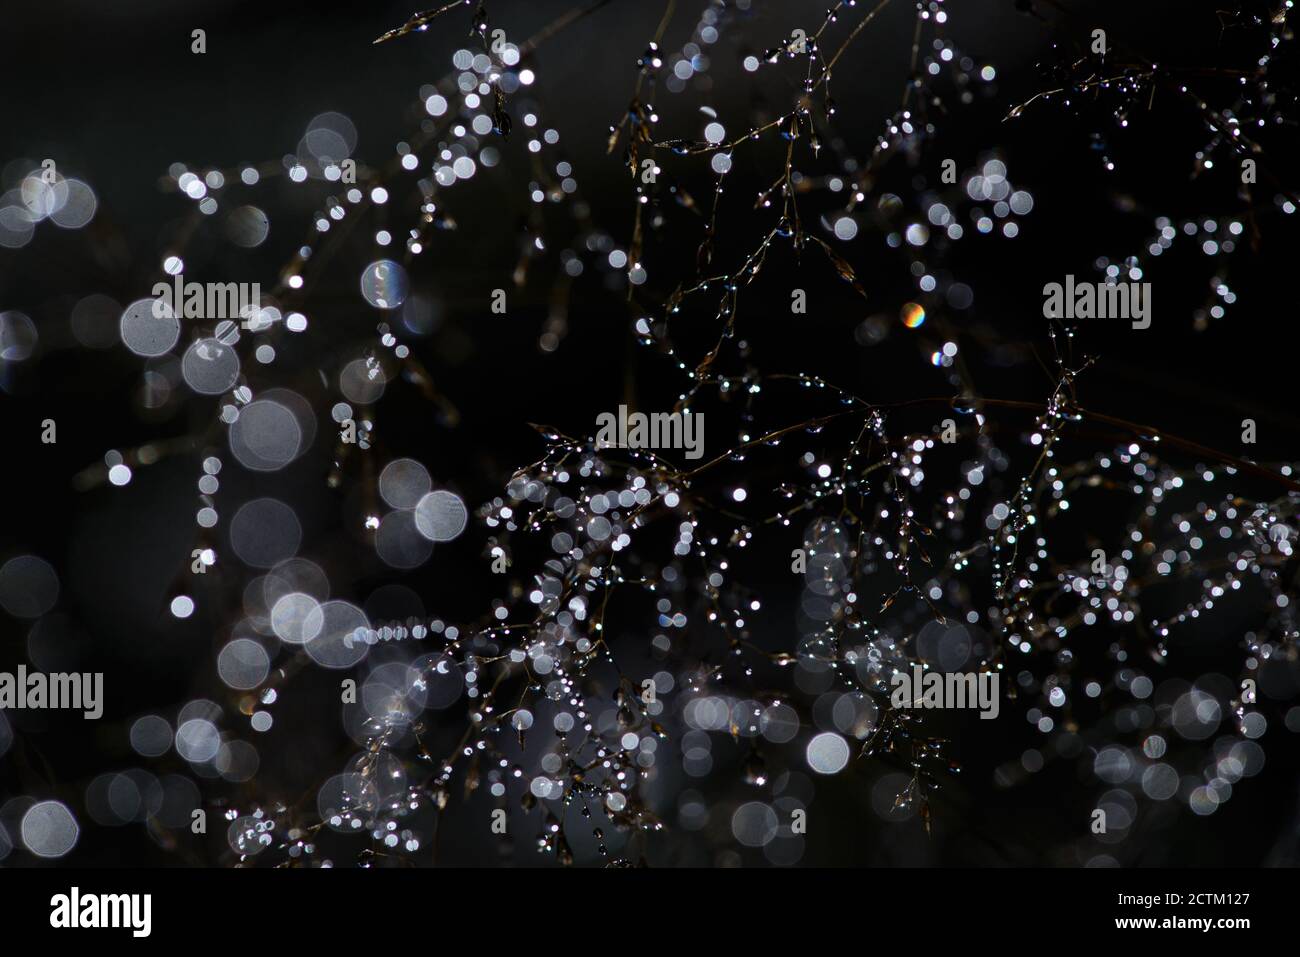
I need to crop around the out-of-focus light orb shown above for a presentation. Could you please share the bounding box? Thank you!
[1189,785,1220,816]
[0,554,60,619]
[375,509,434,569]
[130,715,173,757]
[170,595,195,618]
[82,771,142,826]
[414,490,468,543]
[263,557,328,608]
[833,216,858,241]
[360,259,408,310]
[0,311,37,361]
[20,174,65,219]
[138,370,171,409]
[50,179,96,228]
[302,111,357,164]
[586,516,612,541]
[872,772,919,820]
[227,813,268,855]
[731,801,779,847]
[21,801,79,858]
[107,463,132,486]
[218,638,271,690]
[806,731,850,774]
[175,718,222,763]
[155,775,200,829]
[409,653,466,710]
[70,294,121,349]
[302,600,371,669]
[120,298,179,357]
[318,772,379,831]
[228,398,303,471]
[363,661,430,728]
[1141,763,1179,800]
[217,741,259,783]
[258,388,316,450]
[1172,689,1222,740]
[271,592,323,645]
[760,702,800,743]
[182,337,241,395]
[230,498,302,568]
[0,197,36,248]
[379,458,432,509]
[338,357,387,404]
[901,302,926,328]
[225,205,270,247]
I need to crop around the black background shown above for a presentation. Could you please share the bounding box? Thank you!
[2,0,1299,867]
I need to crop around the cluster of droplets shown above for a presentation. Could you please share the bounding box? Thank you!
[9,0,1300,870]
[1009,2,1298,331]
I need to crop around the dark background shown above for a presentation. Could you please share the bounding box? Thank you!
[2,0,1299,866]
